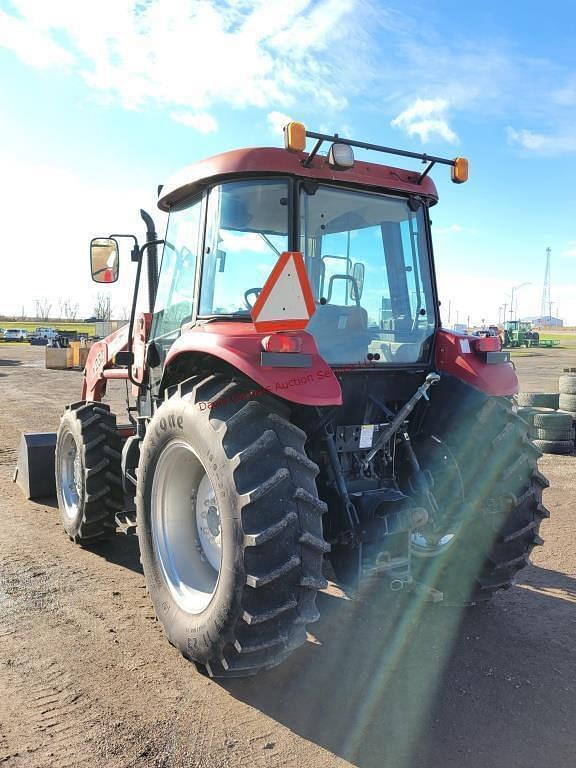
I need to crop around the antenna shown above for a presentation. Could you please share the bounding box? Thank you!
[540,247,551,323]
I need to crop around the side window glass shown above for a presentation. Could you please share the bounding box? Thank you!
[151,199,202,340]
[199,180,289,315]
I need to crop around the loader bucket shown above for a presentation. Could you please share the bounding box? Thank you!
[13,432,57,500]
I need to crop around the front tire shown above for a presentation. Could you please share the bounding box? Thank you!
[55,402,123,543]
[136,375,328,677]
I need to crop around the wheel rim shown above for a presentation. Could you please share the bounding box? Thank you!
[60,431,81,521]
[410,437,465,558]
[151,440,221,614]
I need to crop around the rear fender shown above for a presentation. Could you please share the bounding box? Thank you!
[435,329,518,397]
[161,324,342,406]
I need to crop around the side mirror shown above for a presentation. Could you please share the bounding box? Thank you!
[350,262,365,300]
[90,237,120,283]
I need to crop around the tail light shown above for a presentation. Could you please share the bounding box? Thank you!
[261,333,303,353]
[473,336,501,353]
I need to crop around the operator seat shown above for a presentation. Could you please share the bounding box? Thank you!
[307,303,371,364]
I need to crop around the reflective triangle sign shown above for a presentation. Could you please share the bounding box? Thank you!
[251,251,316,331]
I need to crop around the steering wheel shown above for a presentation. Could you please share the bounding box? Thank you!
[244,287,261,310]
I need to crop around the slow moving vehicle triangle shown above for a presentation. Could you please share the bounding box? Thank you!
[251,251,316,331]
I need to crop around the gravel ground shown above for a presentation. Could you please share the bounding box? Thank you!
[0,344,575,768]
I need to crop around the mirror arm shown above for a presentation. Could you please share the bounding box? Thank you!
[108,233,140,262]
[125,240,165,390]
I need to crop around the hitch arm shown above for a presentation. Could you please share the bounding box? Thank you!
[363,372,441,466]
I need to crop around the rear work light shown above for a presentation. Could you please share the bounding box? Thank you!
[261,333,303,353]
[473,336,501,353]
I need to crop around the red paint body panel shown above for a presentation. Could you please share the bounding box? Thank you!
[82,324,129,401]
[165,323,343,406]
[435,329,518,397]
[158,148,438,211]
[131,312,152,395]
[82,313,151,401]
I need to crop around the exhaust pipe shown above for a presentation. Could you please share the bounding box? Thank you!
[140,209,158,312]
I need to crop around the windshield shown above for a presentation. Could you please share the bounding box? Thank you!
[199,179,289,315]
[299,184,436,365]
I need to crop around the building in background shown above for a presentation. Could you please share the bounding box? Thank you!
[522,315,564,328]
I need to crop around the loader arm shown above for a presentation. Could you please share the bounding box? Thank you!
[82,324,130,401]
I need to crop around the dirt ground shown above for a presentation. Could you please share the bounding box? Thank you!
[1,345,575,768]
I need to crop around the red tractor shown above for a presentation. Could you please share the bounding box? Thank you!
[55,124,547,677]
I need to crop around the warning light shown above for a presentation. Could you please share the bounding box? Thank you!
[284,122,306,153]
[451,157,469,184]
[261,333,303,353]
[473,336,501,353]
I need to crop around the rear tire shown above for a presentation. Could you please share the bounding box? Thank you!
[55,402,123,543]
[136,375,328,677]
[415,395,549,604]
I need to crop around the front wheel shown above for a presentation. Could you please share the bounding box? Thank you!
[55,402,123,543]
[136,375,328,677]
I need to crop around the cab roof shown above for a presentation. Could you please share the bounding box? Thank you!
[157,147,439,212]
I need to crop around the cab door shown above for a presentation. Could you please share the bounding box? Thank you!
[147,194,204,392]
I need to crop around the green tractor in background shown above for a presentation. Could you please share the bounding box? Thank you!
[502,320,539,348]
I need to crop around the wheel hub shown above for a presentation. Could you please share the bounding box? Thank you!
[59,432,81,521]
[151,440,222,614]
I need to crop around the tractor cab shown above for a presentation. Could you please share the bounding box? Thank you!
[139,124,469,393]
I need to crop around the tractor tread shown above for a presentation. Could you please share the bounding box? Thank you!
[294,487,328,514]
[284,446,320,475]
[242,598,298,626]
[299,531,331,553]
[246,555,301,588]
[244,512,298,546]
[235,430,276,463]
[503,520,537,543]
[246,468,290,503]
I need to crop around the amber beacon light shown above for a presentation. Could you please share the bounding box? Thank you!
[451,157,469,184]
[284,121,307,152]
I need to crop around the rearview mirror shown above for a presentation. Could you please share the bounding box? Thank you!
[90,237,119,283]
[350,262,365,300]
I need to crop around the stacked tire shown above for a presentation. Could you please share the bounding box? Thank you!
[559,374,576,420]
[517,392,559,409]
[518,408,574,455]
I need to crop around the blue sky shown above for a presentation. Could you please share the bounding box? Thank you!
[0,0,575,324]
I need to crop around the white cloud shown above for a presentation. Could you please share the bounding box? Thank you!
[0,0,358,124]
[507,126,576,154]
[267,111,293,136]
[391,98,458,144]
[0,9,72,68]
[552,75,576,106]
[171,112,218,134]
[560,241,576,259]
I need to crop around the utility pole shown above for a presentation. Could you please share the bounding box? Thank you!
[448,299,451,325]
[502,303,507,325]
[511,283,530,321]
[540,247,551,323]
